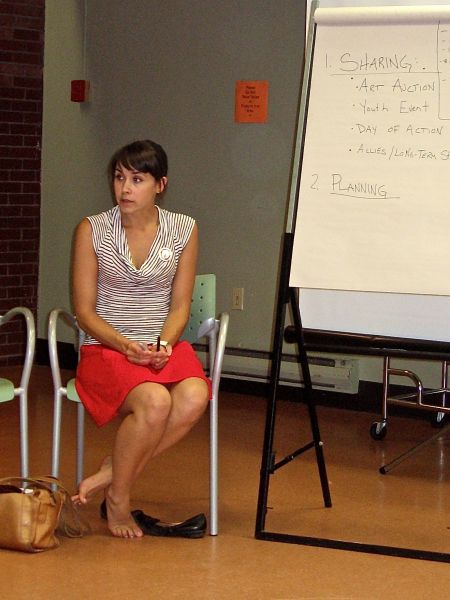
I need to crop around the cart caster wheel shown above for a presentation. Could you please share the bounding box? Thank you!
[430,412,447,428]
[370,421,387,440]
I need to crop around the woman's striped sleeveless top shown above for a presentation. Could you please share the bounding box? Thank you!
[83,204,195,346]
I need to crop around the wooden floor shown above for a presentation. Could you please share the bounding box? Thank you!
[0,365,449,599]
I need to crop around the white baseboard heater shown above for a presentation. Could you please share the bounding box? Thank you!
[197,351,359,394]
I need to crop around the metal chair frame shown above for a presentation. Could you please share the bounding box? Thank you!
[0,307,35,477]
[48,274,228,535]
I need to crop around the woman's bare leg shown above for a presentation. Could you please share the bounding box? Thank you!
[106,382,172,538]
[74,378,209,506]
[151,378,209,455]
[71,456,112,505]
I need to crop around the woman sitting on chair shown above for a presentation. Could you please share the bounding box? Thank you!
[71,139,211,539]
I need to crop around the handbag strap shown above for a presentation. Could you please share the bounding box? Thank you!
[59,494,92,538]
[0,475,60,489]
[0,476,91,538]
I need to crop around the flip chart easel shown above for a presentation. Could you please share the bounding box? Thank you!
[293,2,450,337]
[255,1,450,564]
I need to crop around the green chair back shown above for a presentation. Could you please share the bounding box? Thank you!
[0,378,14,403]
[182,274,216,343]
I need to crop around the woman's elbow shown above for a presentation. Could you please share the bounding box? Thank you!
[73,306,95,332]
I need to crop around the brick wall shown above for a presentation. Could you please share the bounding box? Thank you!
[0,0,44,365]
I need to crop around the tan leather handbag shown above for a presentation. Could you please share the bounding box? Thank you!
[0,476,90,553]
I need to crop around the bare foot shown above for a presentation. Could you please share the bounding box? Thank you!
[105,490,143,539]
[72,456,113,505]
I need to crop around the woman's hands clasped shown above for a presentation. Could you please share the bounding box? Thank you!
[126,341,171,370]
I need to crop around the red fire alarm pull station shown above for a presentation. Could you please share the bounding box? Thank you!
[71,80,90,102]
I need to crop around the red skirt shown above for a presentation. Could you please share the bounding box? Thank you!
[75,341,212,426]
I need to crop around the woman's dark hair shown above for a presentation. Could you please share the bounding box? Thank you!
[108,139,168,182]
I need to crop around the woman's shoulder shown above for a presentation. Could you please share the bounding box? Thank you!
[158,206,195,227]
[86,205,118,227]
[82,206,118,250]
[158,207,196,248]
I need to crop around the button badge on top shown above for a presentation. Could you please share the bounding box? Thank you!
[159,247,173,261]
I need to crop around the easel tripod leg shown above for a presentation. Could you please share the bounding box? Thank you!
[290,287,332,508]
[255,234,293,534]
[255,283,288,534]
[255,234,332,538]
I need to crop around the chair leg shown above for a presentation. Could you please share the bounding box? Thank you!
[51,392,63,478]
[209,392,218,536]
[19,390,29,478]
[76,403,85,486]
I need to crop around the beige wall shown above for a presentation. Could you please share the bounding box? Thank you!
[39,0,110,340]
[39,1,445,389]
[39,0,305,350]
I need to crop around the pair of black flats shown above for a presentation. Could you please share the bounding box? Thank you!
[99,500,206,538]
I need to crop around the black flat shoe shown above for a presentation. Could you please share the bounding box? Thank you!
[99,500,207,538]
[132,510,207,538]
[100,499,107,520]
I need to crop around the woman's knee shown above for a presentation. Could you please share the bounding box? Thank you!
[174,380,209,422]
[124,384,172,424]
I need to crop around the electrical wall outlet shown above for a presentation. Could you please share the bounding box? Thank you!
[232,287,244,310]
